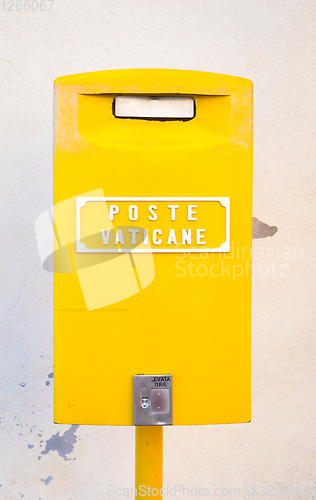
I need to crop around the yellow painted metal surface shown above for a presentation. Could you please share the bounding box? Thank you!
[135,426,163,498]
[53,69,253,425]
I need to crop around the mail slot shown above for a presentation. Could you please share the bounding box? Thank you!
[53,69,253,426]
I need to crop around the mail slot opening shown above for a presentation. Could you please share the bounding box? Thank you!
[113,95,195,121]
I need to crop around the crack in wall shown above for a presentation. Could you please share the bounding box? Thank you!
[0,58,36,87]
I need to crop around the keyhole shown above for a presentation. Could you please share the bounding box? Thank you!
[141,396,149,409]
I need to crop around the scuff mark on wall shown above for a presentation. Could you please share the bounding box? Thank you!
[41,425,79,461]
[40,476,53,485]
[252,217,278,239]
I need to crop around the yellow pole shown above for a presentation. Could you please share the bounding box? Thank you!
[135,426,163,499]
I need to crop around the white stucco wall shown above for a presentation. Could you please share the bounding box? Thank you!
[1,1,315,499]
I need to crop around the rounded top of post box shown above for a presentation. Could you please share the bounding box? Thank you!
[53,68,253,94]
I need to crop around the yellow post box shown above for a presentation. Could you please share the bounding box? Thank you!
[52,69,252,431]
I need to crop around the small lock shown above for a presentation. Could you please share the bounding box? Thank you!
[134,375,173,426]
[141,396,149,409]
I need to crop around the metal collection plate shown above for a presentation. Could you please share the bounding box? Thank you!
[134,375,173,426]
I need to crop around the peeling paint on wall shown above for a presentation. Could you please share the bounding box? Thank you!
[40,476,53,485]
[252,217,278,239]
[41,425,79,461]
[46,373,53,386]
